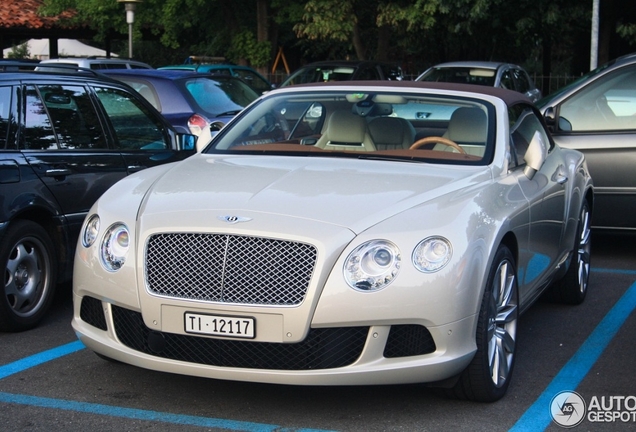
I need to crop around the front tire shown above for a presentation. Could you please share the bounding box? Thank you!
[0,220,57,332]
[449,245,519,402]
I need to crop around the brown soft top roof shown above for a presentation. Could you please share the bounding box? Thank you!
[280,79,534,107]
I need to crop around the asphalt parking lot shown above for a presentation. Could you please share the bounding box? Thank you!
[0,232,634,431]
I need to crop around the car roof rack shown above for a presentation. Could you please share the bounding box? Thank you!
[0,60,104,77]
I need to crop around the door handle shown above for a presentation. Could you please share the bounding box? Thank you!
[45,168,72,177]
[127,165,147,173]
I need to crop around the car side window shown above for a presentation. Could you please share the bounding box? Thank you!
[0,86,13,148]
[23,85,58,150]
[93,86,169,150]
[559,65,636,132]
[39,85,107,150]
[356,66,381,80]
[500,70,514,91]
[234,70,270,93]
[508,104,551,169]
[513,69,530,94]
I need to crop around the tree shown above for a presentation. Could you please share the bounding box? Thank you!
[6,42,30,59]
[39,0,272,67]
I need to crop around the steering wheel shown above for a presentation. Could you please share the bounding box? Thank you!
[409,136,466,153]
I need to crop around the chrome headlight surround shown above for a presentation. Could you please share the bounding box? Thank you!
[344,240,401,291]
[412,236,452,273]
[81,214,100,248]
[100,223,130,272]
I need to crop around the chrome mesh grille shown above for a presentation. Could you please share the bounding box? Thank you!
[145,233,317,305]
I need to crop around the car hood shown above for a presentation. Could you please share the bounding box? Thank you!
[138,154,491,234]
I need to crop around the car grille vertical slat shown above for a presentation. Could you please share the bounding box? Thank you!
[145,233,317,305]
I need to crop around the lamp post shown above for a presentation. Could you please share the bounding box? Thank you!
[117,0,143,58]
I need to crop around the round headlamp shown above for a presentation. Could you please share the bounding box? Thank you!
[82,214,100,248]
[344,240,401,291]
[100,223,130,272]
[412,236,452,273]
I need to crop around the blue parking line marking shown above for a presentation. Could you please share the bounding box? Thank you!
[510,279,636,431]
[591,267,636,276]
[0,392,334,432]
[0,340,85,379]
[1,266,633,431]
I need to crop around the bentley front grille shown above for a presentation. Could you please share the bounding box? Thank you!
[112,305,368,370]
[145,233,317,305]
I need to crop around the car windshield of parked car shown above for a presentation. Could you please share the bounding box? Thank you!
[419,67,497,87]
[207,90,494,165]
[283,66,357,86]
[181,77,259,116]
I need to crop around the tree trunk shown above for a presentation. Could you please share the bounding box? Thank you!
[376,25,390,61]
[352,22,366,60]
[256,0,269,75]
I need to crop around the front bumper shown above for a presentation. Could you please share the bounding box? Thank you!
[73,293,476,386]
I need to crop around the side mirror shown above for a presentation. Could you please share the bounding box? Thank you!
[523,131,548,180]
[543,106,556,129]
[177,133,197,151]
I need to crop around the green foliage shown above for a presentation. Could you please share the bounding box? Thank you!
[6,42,30,59]
[377,1,439,31]
[228,30,272,68]
[618,23,636,46]
[32,0,636,77]
[294,0,356,41]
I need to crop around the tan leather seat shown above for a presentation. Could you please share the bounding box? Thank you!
[368,117,416,150]
[315,110,376,151]
[436,107,487,156]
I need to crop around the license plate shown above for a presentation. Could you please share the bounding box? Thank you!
[185,312,255,339]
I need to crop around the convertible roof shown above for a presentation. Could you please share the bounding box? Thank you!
[280,79,534,107]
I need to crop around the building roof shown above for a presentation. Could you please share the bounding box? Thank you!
[0,0,76,30]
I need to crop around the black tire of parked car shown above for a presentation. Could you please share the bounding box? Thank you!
[447,244,519,402]
[545,200,592,305]
[0,220,57,332]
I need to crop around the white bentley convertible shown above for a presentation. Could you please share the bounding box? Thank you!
[73,81,593,402]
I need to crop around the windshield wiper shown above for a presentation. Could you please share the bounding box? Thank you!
[216,110,242,116]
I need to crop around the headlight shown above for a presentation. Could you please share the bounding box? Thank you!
[82,214,100,247]
[100,223,130,272]
[412,236,452,273]
[344,240,401,291]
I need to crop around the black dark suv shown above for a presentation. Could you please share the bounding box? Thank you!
[0,62,196,331]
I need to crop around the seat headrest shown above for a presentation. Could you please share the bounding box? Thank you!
[368,117,415,146]
[327,111,367,144]
[447,107,487,144]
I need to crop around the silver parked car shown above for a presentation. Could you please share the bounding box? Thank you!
[73,80,592,402]
[417,61,542,102]
[537,53,636,230]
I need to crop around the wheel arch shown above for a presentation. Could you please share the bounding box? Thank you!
[7,206,71,284]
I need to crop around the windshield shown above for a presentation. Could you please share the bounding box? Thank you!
[182,77,259,116]
[207,90,494,165]
[282,66,357,86]
[418,67,497,86]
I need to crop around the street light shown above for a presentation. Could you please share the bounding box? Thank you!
[117,0,143,58]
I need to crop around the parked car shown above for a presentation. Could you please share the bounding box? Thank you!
[37,57,153,70]
[416,61,542,102]
[102,69,260,151]
[73,80,593,402]
[158,62,273,95]
[537,53,636,230]
[0,61,196,332]
[279,60,404,87]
